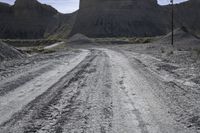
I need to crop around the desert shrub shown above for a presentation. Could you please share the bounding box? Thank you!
[169,51,174,55]
[161,48,165,53]
[196,49,200,56]
[42,49,56,54]
[194,49,200,58]
[178,48,183,51]
[129,37,152,44]
[142,38,151,43]
[166,50,174,56]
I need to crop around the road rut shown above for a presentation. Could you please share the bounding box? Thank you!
[0,48,193,133]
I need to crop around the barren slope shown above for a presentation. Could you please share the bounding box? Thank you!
[0,41,24,61]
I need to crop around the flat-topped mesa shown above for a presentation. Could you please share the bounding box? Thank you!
[79,0,158,9]
[14,0,38,7]
[71,0,169,37]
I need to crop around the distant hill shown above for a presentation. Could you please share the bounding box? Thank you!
[0,0,75,39]
[70,0,200,38]
[70,0,170,37]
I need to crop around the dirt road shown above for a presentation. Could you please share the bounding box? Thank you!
[0,48,194,133]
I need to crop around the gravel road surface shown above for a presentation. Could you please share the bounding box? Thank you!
[0,48,195,133]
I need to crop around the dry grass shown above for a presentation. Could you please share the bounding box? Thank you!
[21,42,67,54]
[95,37,154,44]
[194,49,200,59]
[1,39,62,47]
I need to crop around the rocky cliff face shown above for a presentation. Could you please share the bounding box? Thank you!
[0,0,75,39]
[45,12,77,39]
[71,0,170,37]
[71,0,200,37]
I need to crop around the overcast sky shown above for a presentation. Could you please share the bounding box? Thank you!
[0,0,188,13]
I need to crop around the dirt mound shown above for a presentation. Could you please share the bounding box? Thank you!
[158,27,200,49]
[68,33,94,44]
[0,41,24,61]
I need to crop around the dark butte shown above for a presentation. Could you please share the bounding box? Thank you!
[71,0,200,37]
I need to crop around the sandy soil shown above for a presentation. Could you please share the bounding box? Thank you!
[0,44,199,133]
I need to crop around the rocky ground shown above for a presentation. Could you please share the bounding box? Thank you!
[0,38,200,132]
[109,42,200,132]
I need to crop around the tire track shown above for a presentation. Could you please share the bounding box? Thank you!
[0,52,78,96]
[0,50,89,128]
[103,48,194,133]
[0,49,113,133]
[1,48,193,133]
[0,52,74,81]
[0,64,54,96]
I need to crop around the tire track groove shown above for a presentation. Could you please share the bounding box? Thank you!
[0,50,95,132]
